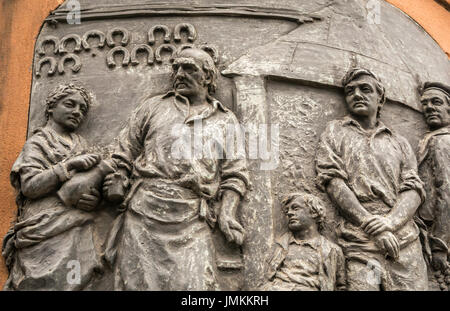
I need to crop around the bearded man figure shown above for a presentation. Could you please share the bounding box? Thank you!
[103,47,249,290]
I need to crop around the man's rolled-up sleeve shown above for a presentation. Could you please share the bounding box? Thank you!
[315,123,348,191]
[398,137,426,203]
[220,158,249,198]
[111,102,149,176]
[219,118,249,198]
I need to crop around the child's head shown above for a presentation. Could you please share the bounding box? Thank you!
[282,192,325,232]
[45,83,91,131]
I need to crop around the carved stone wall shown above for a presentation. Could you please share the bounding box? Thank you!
[1,0,449,289]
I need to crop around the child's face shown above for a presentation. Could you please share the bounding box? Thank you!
[49,91,87,131]
[286,198,316,232]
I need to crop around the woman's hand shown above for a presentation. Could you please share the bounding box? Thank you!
[76,188,101,211]
[66,154,101,171]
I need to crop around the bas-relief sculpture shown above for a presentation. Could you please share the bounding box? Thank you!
[2,0,450,291]
[315,69,428,290]
[102,47,249,290]
[417,82,450,291]
[3,84,105,290]
[262,192,346,291]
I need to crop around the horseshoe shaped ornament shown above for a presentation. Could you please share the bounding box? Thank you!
[82,30,106,50]
[174,23,197,43]
[148,25,171,45]
[58,34,82,54]
[107,46,131,68]
[131,45,154,66]
[58,54,82,74]
[155,44,177,63]
[37,36,59,55]
[35,57,57,77]
[200,44,220,64]
[106,28,130,47]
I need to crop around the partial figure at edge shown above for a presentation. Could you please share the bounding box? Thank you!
[417,82,450,290]
[2,83,107,290]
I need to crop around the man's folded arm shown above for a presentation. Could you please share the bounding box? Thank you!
[315,126,372,226]
[387,137,426,231]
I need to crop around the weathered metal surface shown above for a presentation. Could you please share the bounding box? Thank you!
[2,0,450,291]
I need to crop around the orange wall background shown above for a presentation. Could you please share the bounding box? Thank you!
[0,0,64,287]
[388,0,450,58]
[0,0,448,288]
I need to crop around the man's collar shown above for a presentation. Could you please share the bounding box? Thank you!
[163,90,228,111]
[163,91,228,123]
[342,115,392,136]
[288,232,321,250]
[426,125,450,137]
[417,125,450,164]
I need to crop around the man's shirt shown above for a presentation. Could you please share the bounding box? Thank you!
[111,91,249,223]
[265,232,346,291]
[417,126,450,253]
[274,235,322,290]
[315,116,425,252]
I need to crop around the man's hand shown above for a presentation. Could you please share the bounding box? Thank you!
[66,154,101,172]
[76,188,101,212]
[102,172,128,203]
[374,231,400,260]
[363,215,394,236]
[218,211,245,246]
[432,251,449,272]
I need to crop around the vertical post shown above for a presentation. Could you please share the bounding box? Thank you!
[232,75,274,289]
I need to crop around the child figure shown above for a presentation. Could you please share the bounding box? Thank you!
[263,192,346,291]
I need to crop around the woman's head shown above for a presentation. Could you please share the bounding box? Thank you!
[45,83,91,131]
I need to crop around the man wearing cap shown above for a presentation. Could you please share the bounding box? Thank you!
[102,47,249,290]
[315,68,428,290]
[417,82,450,275]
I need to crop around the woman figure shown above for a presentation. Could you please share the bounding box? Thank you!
[2,83,103,290]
